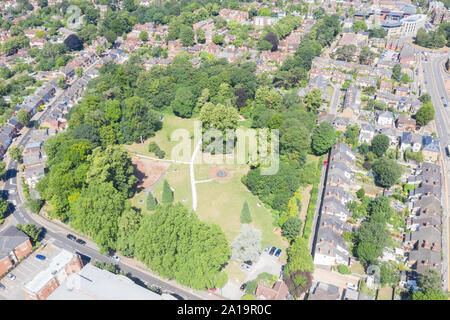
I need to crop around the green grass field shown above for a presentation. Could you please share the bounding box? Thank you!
[124,115,197,160]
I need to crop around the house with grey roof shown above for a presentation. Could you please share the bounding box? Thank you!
[0,226,32,274]
[297,75,330,102]
[323,185,354,204]
[308,282,341,300]
[412,195,441,215]
[422,136,440,162]
[322,197,351,222]
[329,142,356,166]
[411,184,441,200]
[406,225,441,251]
[400,131,422,152]
[359,122,377,144]
[408,247,441,276]
[377,111,394,127]
[314,225,350,267]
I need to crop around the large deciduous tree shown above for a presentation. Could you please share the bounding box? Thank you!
[370,134,390,157]
[372,158,403,188]
[311,121,336,155]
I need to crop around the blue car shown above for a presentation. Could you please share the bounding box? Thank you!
[274,249,282,258]
[269,247,276,255]
[35,254,46,260]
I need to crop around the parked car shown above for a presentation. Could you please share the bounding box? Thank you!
[244,260,252,266]
[240,264,252,272]
[346,283,357,290]
[6,273,15,280]
[240,283,247,291]
[110,254,120,262]
[274,249,282,258]
[263,246,270,253]
[66,234,76,241]
[269,247,276,255]
[35,254,46,260]
[76,239,86,245]
[0,283,5,291]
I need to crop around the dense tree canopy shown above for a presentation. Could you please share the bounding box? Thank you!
[134,203,230,290]
[311,121,336,155]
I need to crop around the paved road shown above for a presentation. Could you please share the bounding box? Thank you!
[328,84,342,115]
[422,51,450,292]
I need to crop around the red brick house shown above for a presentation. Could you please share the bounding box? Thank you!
[255,281,290,300]
[395,85,409,97]
[396,114,416,131]
[0,226,32,276]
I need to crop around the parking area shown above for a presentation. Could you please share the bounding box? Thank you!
[0,240,63,300]
[244,251,283,282]
[219,250,283,299]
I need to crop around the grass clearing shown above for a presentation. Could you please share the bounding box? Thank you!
[350,262,365,274]
[152,163,192,209]
[124,115,196,159]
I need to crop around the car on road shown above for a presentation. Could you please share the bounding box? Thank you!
[274,249,282,258]
[35,254,46,260]
[444,104,448,107]
[76,239,86,245]
[240,283,247,291]
[424,81,428,84]
[0,283,5,291]
[346,283,357,290]
[6,273,15,280]
[110,254,120,262]
[269,247,276,255]
[66,234,76,241]
[446,145,450,157]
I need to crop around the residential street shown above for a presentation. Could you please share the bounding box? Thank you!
[422,51,450,292]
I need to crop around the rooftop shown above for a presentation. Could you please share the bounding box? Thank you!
[24,250,76,294]
[48,264,174,300]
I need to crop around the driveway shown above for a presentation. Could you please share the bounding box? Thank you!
[312,267,360,297]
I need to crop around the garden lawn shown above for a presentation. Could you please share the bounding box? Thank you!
[132,163,192,214]
[194,162,286,261]
[349,262,365,274]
